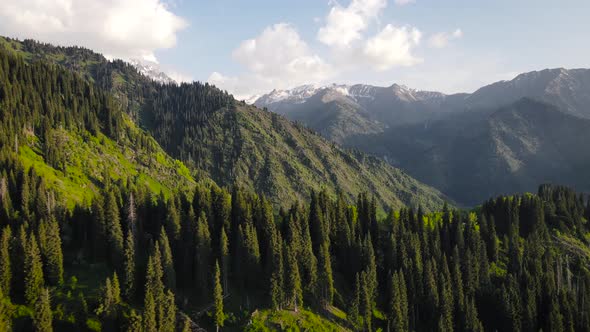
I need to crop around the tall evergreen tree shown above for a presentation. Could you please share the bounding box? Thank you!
[158,228,176,291]
[33,288,53,332]
[213,261,224,332]
[41,218,63,286]
[0,227,11,295]
[123,227,136,301]
[105,191,124,270]
[285,243,303,311]
[24,234,44,306]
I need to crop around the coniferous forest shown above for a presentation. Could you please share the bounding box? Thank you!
[1,37,590,332]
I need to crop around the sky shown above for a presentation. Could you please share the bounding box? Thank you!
[0,0,588,99]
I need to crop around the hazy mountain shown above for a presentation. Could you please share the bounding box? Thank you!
[255,68,590,143]
[349,98,590,206]
[254,68,590,205]
[255,83,467,143]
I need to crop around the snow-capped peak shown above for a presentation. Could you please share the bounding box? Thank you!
[129,59,176,84]
[254,84,321,105]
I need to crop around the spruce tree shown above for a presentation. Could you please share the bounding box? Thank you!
[213,261,224,332]
[123,228,136,301]
[42,218,64,286]
[33,288,53,332]
[105,191,124,270]
[220,226,229,290]
[0,227,11,295]
[317,241,334,307]
[25,234,44,306]
[285,244,303,311]
[0,287,10,332]
[158,228,176,291]
[126,309,142,332]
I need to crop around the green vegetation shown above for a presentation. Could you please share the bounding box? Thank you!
[246,308,352,332]
[0,35,448,211]
[2,36,590,332]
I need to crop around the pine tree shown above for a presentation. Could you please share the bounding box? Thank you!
[160,290,176,332]
[126,309,142,332]
[158,228,176,291]
[389,271,408,332]
[213,261,224,332]
[195,212,212,296]
[0,287,10,332]
[25,234,44,306]
[33,288,53,332]
[285,244,303,311]
[42,218,63,286]
[361,271,372,332]
[317,241,334,307]
[143,289,157,332]
[123,228,136,301]
[105,191,124,270]
[220,226,229,290]
[0,227,11,295]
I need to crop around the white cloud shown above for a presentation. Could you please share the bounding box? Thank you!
[363,24,422,70]
[0,0,187,62]
[210,23,332,99]
[428,28,463,48]
[394,0,415,5]
[317,0,387,48]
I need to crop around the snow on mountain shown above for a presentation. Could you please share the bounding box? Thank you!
[129,59,176,84]
[254,83,444,107]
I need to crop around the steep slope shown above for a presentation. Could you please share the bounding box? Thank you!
[0,45,196,209]
[0,36,448,210]
[351,98,590,206]
[255,83,467,143]
[465,68,590,117]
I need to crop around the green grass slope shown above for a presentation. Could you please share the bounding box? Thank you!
[246,308,352,332]
[16,116,195,209]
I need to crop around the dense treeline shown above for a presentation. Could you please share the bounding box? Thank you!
[1,147,590,331]
[2,37,590,331]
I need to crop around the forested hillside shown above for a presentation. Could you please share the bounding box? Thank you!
[2,36,590,332]
[0,36,447,210]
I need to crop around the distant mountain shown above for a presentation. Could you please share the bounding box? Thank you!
[464,68,590,118]
[255,83,466,143]
[255,68,590,143]
[129,58,176,84]
[348,98,590,206]
[255,68,590,205]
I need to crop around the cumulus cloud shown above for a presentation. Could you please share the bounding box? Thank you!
[317,0,387,48]
[363,24,422,70]
[210,23,332,99]
[428,28,463,48]
[0,0,187,62]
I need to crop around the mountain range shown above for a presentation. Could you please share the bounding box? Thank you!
[0,36,447,210]
[255,68,590,205]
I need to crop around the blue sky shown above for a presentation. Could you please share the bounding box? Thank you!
[0,0,588,98]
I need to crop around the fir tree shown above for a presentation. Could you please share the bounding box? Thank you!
[123,228,136,301]
[25,234,44,306]
[33,288,53,332]
[158,228,176,291]
[0,227,11,295]
[213,261,224,332]
[285,244,303,311]
[41,218,63,286]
